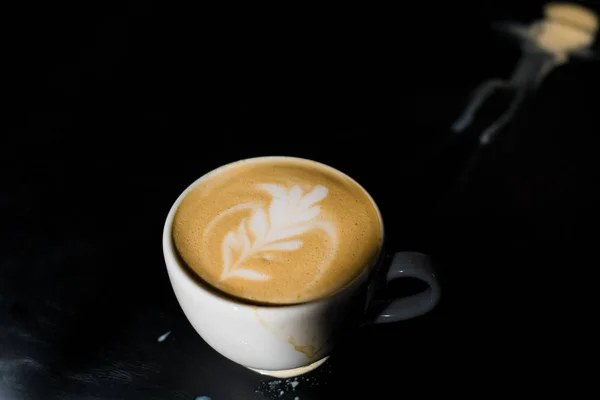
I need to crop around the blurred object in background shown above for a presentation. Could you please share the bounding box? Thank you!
[453,2,598,142]
[428,2,599,210]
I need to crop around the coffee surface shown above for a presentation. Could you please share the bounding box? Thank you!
[172,157,382,304]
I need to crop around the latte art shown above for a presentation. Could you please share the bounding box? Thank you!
[211,183,336,282]
[172,157,382,304]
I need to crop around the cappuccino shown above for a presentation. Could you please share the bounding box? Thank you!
[172,157,382,304]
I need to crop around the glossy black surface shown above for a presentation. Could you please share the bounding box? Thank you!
[2,1,599,398]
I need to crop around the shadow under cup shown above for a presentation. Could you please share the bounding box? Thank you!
[162,156,439,377]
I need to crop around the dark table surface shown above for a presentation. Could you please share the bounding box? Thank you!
[2,1,599,399]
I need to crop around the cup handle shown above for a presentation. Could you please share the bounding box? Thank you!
[370,252,440,324]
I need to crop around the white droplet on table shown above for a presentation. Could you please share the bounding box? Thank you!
[157,331,171,342]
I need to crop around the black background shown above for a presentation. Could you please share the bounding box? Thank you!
[2,1,599,399]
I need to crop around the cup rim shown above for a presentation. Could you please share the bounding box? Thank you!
[162,155,385,309]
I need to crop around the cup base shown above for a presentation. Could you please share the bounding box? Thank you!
[248,356,329,378]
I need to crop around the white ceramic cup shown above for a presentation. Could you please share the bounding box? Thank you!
[162,156,440,378]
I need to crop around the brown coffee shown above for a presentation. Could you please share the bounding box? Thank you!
[172,157,382,304]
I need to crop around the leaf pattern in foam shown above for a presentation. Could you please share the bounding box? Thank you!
[260,240,303,252]
[267,195,288,231]
[287,206,320,226]
[225,268,269,280]
[221,231,237,275]
[248,208,267,241]
[218,183,332,282]
[237,219,251,252]
[299,185,328,209]
[289,185,303,205]
[264,224,314,243]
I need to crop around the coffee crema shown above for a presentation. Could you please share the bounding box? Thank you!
[172,158,382,304]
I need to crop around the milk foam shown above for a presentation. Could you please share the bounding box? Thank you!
[172,158,382,304]
[205,183,337,283]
